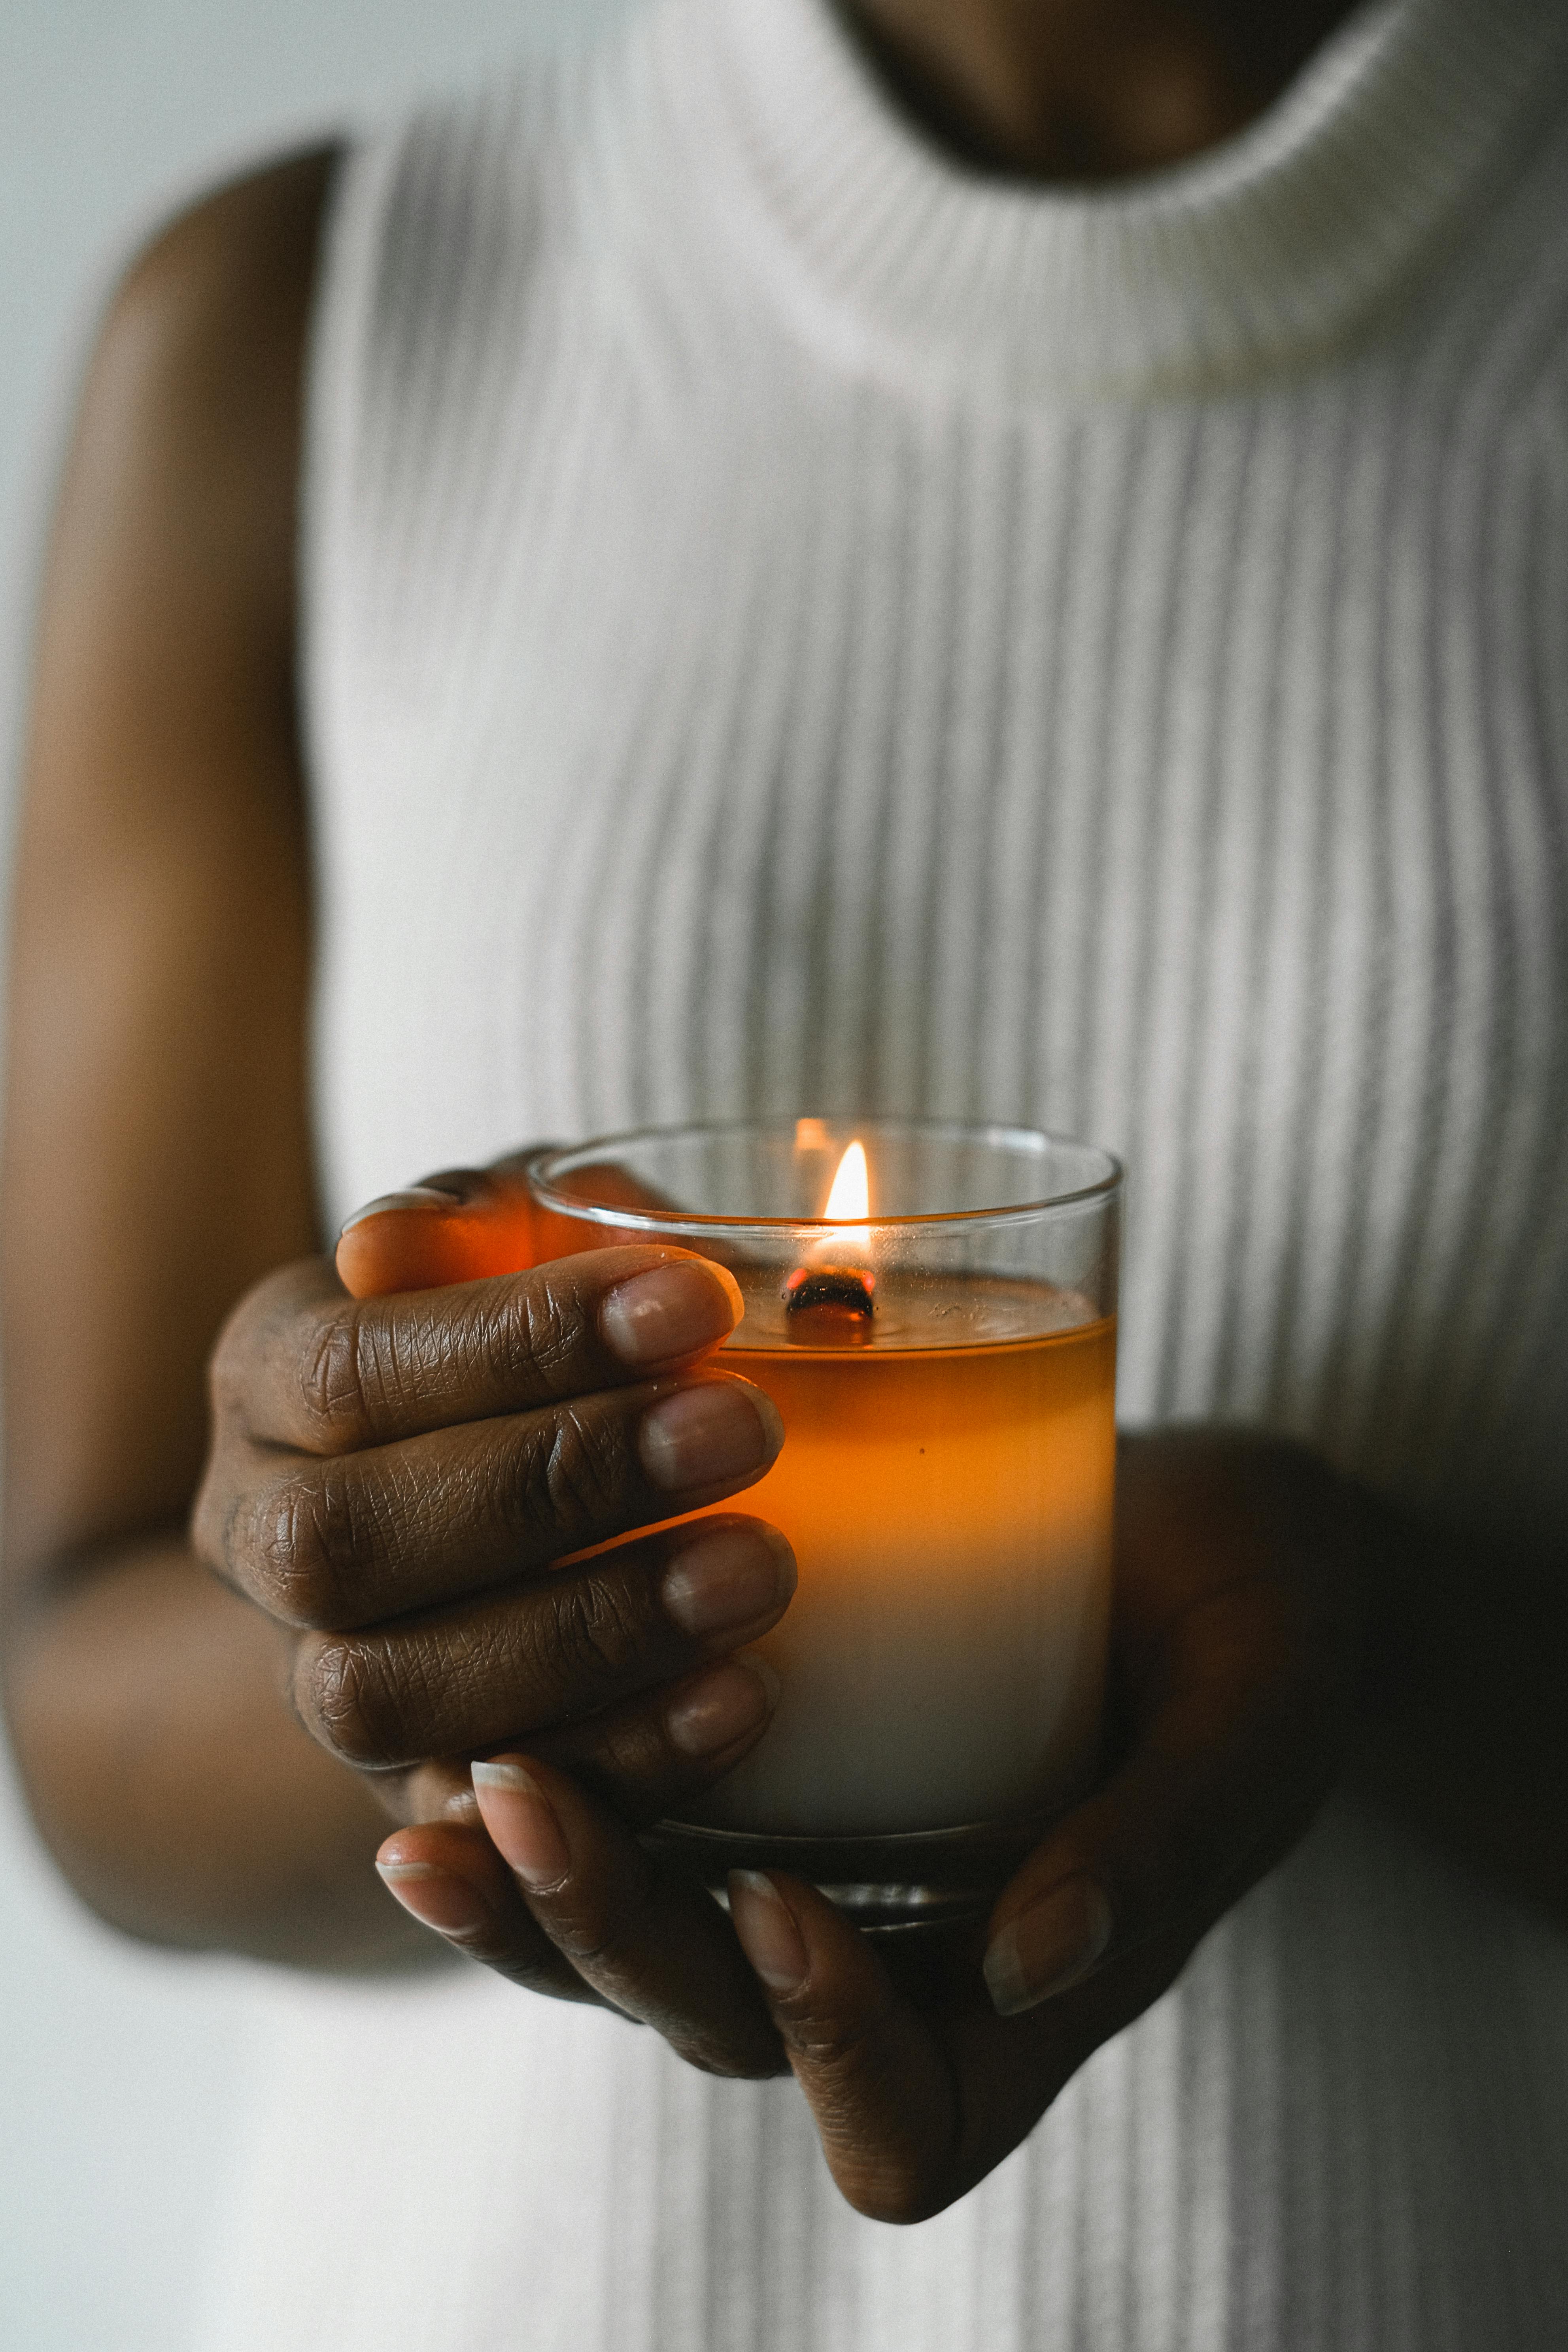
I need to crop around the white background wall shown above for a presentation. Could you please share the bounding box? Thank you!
[0,6,626,2346]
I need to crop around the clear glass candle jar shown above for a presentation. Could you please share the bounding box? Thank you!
[529,1117,1122,1929]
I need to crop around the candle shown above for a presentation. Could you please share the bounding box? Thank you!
[675,1140,1113,1834]
[686,1267,1116,1836]
[529,1118,1121,1915]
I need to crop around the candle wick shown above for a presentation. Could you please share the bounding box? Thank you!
[783,1263,877,1334]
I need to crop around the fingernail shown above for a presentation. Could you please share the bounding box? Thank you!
[983,1877,1113,2018]
[601,1259,743,1368]
[470,1760,570,1894]
[376,1860,493,1943]
[667,1653,782,1757]
[340,1185,463,1235]
[661,1524,795,1640]
[728,1869,808,1992]
[638,1381,784,1494]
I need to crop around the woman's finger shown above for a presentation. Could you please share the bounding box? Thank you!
[527,1651,784,1825]
[727,1871,962,2221]
[981,1570,1343,2020]
[333,1146,677,1298]
[212,1358,784,1627]
[373,1816,605,2005]
[472,1755,786,2078]
[334,1155,546,1296]
[971,1430,1357,2020]
[724,1873,1268,2224]
[283,1517,794,1769]
[223,1244,744,1457]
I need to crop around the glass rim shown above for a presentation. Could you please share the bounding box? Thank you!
[527,1116,1124,1239]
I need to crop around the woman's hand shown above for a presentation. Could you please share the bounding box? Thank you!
[380,1417,1362,2159]
[188,1158,800,2064]
[719,1428,1360,2214]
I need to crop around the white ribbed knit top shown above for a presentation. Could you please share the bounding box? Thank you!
[198,2,1568,2345]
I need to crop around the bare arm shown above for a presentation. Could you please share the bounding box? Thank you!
[0,150,413,1965]
[1,158,795,1996]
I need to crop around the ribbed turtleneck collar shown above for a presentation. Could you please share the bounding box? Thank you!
[624,0,1566,401]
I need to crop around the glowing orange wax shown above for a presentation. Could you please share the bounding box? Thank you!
[680,1283,1117,1837]
[522,1127,1121,1846]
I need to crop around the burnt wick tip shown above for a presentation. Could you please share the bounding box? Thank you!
[784,1265,876,1319]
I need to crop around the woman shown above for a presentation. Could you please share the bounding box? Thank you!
[5,0,1568,2343]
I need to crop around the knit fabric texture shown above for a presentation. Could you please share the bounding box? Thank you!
[200,1,1568,2343]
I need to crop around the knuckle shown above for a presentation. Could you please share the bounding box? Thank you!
[544,1572,651,1699]
[537,1843,658,1972]
[208,1265,312,1432]
[298,1307,382,1451]
[295,1632,397,1766]
[790,2006,882,2075]
[515,1405,634,1543]
[256,1471,380,1626]
[512,1278,595,1389]
[453,1276,595,1409]
[560,1714,669,1811]
[191,1458,275,1602]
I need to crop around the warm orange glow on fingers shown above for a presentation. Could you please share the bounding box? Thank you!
[334,1202,538,1297]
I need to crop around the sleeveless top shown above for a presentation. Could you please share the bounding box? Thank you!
[197,2,1568,2345]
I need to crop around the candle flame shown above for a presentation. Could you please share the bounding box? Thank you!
[823,1139,869,1222]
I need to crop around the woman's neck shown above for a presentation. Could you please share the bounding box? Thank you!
[838,0,1363,180]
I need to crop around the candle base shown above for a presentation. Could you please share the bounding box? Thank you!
[642,1815,1062,1935]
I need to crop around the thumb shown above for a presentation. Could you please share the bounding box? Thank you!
[334,1143,691,1297]
[727,1870,961,2222]
[334,1150,547,1297]
[981,1578,1339,2020]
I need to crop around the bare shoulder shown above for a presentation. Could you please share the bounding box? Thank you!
[101,145,340,451]
[8,155,342,1574]
[124,144,339,302]
[51,147,341,681]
